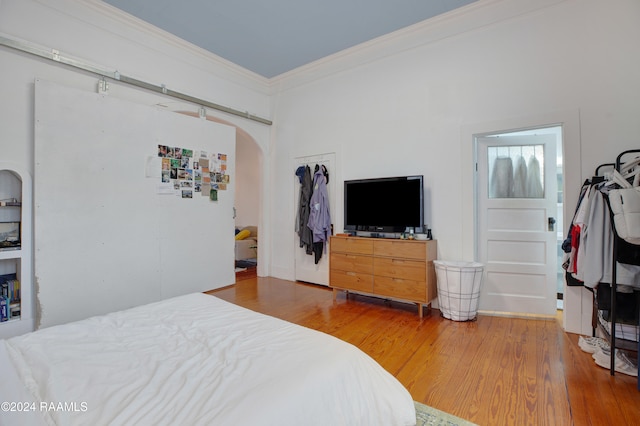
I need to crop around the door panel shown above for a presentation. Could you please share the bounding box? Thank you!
[477,135,557,315]
[488,208,545,231]
[487,240,547,264]
[486,271,546,296]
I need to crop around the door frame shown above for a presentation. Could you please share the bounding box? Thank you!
[460,110,587,334]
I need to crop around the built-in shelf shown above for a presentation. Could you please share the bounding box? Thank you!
[0,164,33,339]
[0,249,22,260]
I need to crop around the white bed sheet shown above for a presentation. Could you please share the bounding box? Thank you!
[0,293,415,426]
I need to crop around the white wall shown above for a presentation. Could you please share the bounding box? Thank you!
[268,0,640,333]
[0,0,273,326]
[2,0,639,334]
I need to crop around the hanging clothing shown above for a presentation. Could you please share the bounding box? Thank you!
[294,165,306,239]
[490,157,513,198]
[512,156,528,198]
[562,174,640,291]
[296,165,314,255]
[307,166,331,264]
[526,156,544,198]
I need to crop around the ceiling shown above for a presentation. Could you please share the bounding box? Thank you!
[102,0,478,79]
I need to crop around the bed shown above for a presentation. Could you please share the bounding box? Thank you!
[0,293,416,425]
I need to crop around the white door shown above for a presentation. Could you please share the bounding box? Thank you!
[476,135,557,315]
[294,154,335,286]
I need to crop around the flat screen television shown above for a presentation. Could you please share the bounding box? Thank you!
[344,175,424,234]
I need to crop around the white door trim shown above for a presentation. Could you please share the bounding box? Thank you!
[460,110,587,333]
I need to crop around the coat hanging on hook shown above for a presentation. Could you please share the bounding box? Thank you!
[307,165,331,264]
[295,165,314,254]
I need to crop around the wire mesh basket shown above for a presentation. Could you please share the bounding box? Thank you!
[434,260,484,321]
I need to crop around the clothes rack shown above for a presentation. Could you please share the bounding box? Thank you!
[607,150,640,385]
[566,152,640,386]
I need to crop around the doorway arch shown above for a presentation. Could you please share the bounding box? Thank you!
[178,111,265,279]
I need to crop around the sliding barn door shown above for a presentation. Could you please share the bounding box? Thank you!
[34,79,236,328]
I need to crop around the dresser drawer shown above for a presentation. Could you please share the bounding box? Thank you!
[374,257,426,281]
[374,276,426,302]
[331,270,373,293]
[331,237,374,255]
[374,240,426,260]
[331,252,373,274]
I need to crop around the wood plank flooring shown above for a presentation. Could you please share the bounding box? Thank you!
[207,277,640,426]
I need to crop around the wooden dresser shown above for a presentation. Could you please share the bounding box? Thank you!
[329,236,437,317]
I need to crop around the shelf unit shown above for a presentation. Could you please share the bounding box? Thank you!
[0,163,34,339]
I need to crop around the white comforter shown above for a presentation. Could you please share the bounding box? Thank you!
[0,293,415,425]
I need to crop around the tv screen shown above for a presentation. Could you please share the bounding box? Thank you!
[344,175,424,234]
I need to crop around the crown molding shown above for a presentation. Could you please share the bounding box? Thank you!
[268,0,567,94]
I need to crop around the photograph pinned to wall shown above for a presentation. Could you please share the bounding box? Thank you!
[209,155,219,173]
[194,182,201,193]
[183,149,193,158]
[167,147,175,158]
[161,158,171,170]
[180,156,190,169]
[182,190,193,199]
[170,168,177,179]
[161,170,170,183]
[157,145,168,157]
[177,169,189,180]
[218,183,227,191]
[174,148,182,160]
[201,183,211,197]
[210,188,218,201]
[202,168,210,184]
[199,158,209,169]
[222,174,230,184]
[180,181,193,188]
[170,158,180,169]
[156,183,174,195]
[194,170,202,182]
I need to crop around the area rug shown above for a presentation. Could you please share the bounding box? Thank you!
[414,401,477,426]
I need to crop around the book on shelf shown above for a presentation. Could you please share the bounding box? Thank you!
[1,279,20,303]
[0,278,20,321]
[0,297,8,322]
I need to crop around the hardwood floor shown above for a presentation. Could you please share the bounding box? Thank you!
[207,277,640,426]
[235,266,257,281]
